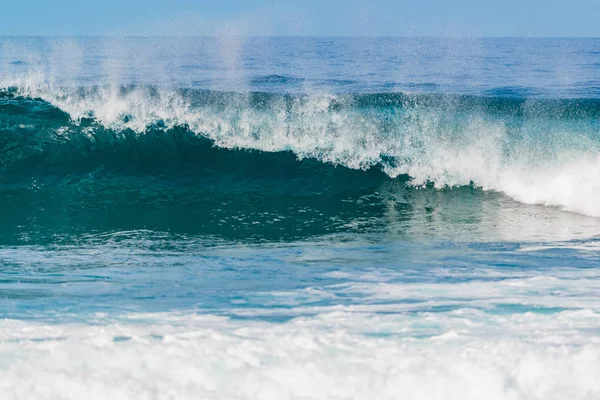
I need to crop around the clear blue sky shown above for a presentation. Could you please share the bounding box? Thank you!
[1,0,599,37]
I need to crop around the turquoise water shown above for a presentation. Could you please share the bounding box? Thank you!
[0,37,600,399]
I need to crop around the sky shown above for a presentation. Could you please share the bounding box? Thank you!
[1,0,599,37]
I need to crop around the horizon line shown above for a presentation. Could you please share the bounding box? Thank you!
[0,35,598,39]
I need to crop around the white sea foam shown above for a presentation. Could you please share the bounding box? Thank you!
[3,76,600,217]
[0,308,599,400]
[0,254,599,400]
[0,233,598,399]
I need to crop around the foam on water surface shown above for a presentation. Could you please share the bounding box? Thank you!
[0,307,599,400]
[0,237,598,400]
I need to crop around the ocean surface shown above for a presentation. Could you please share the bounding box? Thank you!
[0,37,599,399]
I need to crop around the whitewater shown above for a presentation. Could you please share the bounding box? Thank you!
[2,75,600,216]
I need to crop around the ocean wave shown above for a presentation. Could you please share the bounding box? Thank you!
[1,77,600,217]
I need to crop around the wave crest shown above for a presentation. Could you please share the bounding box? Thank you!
[2,77,600,217]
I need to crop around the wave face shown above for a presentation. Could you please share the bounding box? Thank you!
[1,79,600,220]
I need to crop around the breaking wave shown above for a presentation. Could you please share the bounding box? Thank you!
[1,76,600,216]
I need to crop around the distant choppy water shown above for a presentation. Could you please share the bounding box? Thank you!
[0,37,600,399]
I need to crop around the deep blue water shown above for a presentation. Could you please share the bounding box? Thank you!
[0,37,599,399]
[3,37,599,97]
